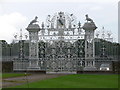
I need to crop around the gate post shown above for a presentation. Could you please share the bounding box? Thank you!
[82,15,97,71]
[26,16,40,71]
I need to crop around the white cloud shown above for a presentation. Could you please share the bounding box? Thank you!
[0,12,27,43]
[0,1,118,43]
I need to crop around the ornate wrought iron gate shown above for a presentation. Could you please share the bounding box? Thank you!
[38,40,85,72]
[13,12,99,72]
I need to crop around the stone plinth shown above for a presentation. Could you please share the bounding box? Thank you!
[82,21,97,71]
[26,23,40,71]
[82,22,97,31]
[26,24,40,32]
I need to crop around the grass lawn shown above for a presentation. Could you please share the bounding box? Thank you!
[12,74,118,88]
[2,73,30,78]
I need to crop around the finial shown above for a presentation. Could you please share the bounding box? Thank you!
[70,14,73,16]
[48,15,50,17]
[78,21,81,28]
[14,34,17,39]
[42,22,44,29]
[25,34,28,39]
[20,29,22,40]
[96,32,99,38]
[107,31,111,38]
[102,26,104,30]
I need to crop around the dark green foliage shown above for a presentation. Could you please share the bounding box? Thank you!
[1,40,29,58]
[2,61,13,72]
[95,39,119,59]
[1,39,120,60]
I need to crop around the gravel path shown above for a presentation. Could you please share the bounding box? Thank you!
[2,74,66,88]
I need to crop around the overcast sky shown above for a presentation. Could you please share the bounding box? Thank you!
[0,0,119,43]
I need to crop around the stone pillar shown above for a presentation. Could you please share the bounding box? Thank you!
[82,21,97,71]
[26,24,40,70]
